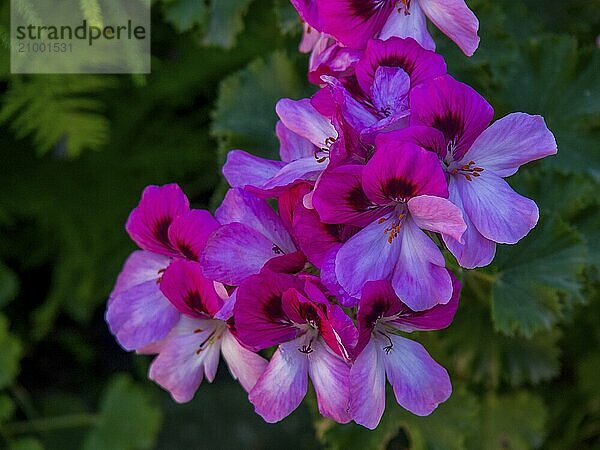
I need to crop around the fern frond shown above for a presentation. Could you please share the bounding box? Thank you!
[0,76,116,157]
[80,0,104,28]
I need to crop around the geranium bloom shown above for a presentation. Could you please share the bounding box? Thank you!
[404,75,557,268]
[200,188,306,285]
[234,271,356,423]
[106,184,219,351]
[293,0,479,56]
[148,259,267,402]
[313,141,465,310]
[351,277,459,429]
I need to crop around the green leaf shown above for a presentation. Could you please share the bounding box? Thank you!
[211,51,307,158]
[84,375,162,450]
[319,387,478,450]
[0,315,23,389]
[9,438,45,450]
[202,0,254,49]
[162,0,208,33]
[0,263,19,309]
[80,0,104,28]
[466,392,546,450]
[0,394,15,423]
[491,217,587,336]
[0,76,115,157]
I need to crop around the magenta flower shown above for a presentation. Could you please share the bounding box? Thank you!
[350,277,459,429]
[106,184,219,351]
[234,271,356,423]
[313,141,465,310]
[200,188,306,285]
[405,75,557,268]
[148,259,267,402]
[293,0,479,56]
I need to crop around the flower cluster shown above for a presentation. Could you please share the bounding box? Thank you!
[106,0,557,429]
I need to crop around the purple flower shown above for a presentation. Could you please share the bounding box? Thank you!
[403,75,557,268]
[148,259,267,402]
[351,277,459,429]
[234,272,357,423]
[106,184,219,351]
[200,188,306,285]
[293,0,479,56]
[313,141,465,310]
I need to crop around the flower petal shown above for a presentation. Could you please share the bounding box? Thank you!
[462,113,557,177]
[409,75,493,160]
[148,317,222,403]
[318,0,395,48]
[313,164,387,227]
[276,98,337,149]
[381,333,451,416]
[200,222,285,286]
[221,330,268,392]
[407,195,466,242]
[222,150,285,189]
[110,250,169,298]
[277,121,316,162]
[456,170,539,244]
[392,217,453,310]
[442,178,496,268]
[355,37,446,93]
[350,338,386,429]
[364,141,448,205]
[371,67,410,115]
[216,188,296,253]
[167,210,219,261]
[248,338,309,423]
[234,273,304,350]
[159,259,224,318]
[106,279,179,352]
[308,339,352,423]
[419,0,479,56]
[379,1,435,51]
[125,184,189,256]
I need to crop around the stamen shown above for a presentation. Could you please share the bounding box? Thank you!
[196,330,216,354]
[452,160,484,181]
[298,338,314,354]
[272,244,284,255]
[378,331,394,354]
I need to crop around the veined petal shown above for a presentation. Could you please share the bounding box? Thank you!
[462,113,557,177]
[106,279,179,352]
[200,222,286,286]
[221,331,268,392]
[392,217,452,310]
[216,188,296,253]
[248,338,309,423]
[313,165,387,227]
[159,259,224,318]
[318,0,396,48]
[443,178,496,268]
[110,250,169,298]
[379,1,435,51]
[234,273,304,350]
[168,210,219,261]
[371,67,410,115]
[375,126,447,160]
[407,195,466,242]
[276,98,337,149]
[126,184,189,256]
[350,338,386,429]
[308,339,352,423]
[260,157,325,191]
[148,317,222,403]
[456,170,539,244]
[355,37,446,94]
[409,75,493,160]
[419,0,479,56]
[364,141,448,205]
[276,121,316,162]
[335,216,401,299]
[222,150,285,189]
[381,333,451,415]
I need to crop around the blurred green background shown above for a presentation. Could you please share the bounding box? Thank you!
[0,0,598,449]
